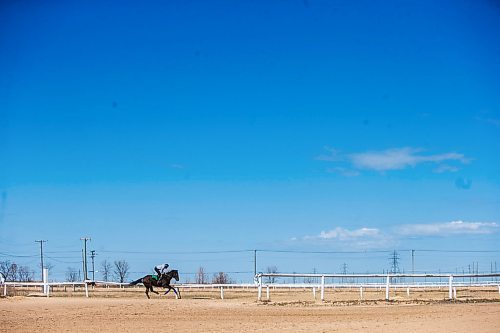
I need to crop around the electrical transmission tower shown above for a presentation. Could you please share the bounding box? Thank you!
[341,263,348,284]
[389,250,401,283]
[389,250,401,274]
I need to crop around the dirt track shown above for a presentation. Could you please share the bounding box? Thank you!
[1,297,499,333]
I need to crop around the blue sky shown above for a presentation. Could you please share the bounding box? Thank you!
[1,0,499,282]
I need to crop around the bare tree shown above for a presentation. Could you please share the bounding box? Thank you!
[17,266,34,282]
[9,263,18,281]
[195,266,208,284]
[66,267,79,282]
[0,261,34,282]
[44,262,55,272]
[212,272,231,284]
[266,265,278,283]
[100,260,112,282]
[113,260,130,283]
[0,260,15,280]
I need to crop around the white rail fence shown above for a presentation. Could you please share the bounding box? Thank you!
[255,273,500,301]
[2,271,500,301]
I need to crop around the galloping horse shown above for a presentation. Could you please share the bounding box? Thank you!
[129,269,181,299]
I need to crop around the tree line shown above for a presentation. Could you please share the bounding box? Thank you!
[65,259,130,283]
[1,259,236,284]
[191,266,232,284]
[0,260,35,282]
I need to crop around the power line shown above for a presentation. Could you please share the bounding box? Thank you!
[99,249,253,254]
[0,252,38,258]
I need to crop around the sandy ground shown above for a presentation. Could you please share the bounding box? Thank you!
[1,296,499,333]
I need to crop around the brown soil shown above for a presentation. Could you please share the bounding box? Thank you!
[1,296,499,333]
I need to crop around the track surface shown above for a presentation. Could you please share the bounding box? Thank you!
[1,297,499,333]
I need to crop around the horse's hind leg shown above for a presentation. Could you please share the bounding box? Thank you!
[145,287,150,299]
[150,286,159,295]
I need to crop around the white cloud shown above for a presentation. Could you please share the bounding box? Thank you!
[301,226,394,250]
[397,220,499,236]
[318,147,469,173]
[349,147,468,171]
[318,227,380,240]
[433,165,459,173]
[297,220,498,250]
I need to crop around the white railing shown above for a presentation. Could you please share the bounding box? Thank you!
[2,272,499,301]
[255,273,500,301]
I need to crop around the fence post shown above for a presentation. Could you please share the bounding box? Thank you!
[43,268,49,297]
[85,282,89,298]
[220,287,224,300]
[3,283,6,296]
[360,286,363,300]
[320,275,325,301]
[448,275,453,300]
[257,275,262,301]
[385,275,390,301]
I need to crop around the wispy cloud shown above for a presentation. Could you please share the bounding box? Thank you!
[476,115,500,127]
[318,147,469,174]
[168,163,185,169]
[396,220,498,236]
[302,226,394,249]
[316,146,343,162]
[325,167,360,177]
[296,220,498,249]
[349,147,467,171]
[316,227,380,240]
[434,165,459,173]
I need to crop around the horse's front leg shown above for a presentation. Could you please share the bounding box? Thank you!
[165,286,181,299]
[163,286,171,295]
[174,287,181,299]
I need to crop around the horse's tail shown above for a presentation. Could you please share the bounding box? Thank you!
[129,278,143,286]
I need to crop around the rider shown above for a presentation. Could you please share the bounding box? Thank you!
[154,263,169,281]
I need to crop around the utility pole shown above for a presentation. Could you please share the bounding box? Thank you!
[254,250,257,279]
[35,240,47,281]
[80,237,91,281]
[411,250,415,283]
[90,250,96,281]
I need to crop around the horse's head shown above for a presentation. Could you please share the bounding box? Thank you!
[171,269,179,281]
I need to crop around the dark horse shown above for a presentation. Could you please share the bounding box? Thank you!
[129,269,181,299]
